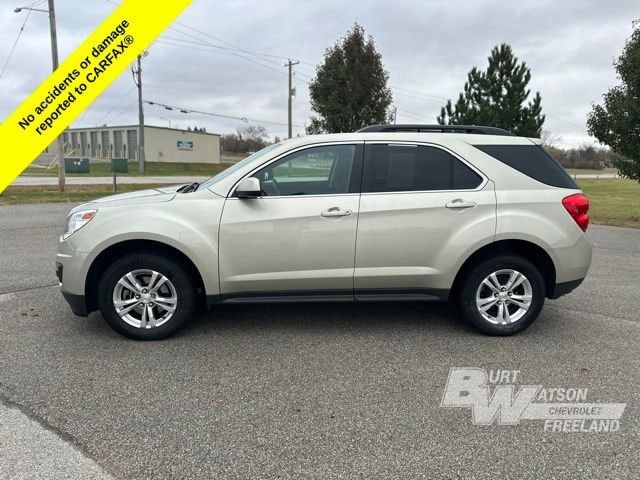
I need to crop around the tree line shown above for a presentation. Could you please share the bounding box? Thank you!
[303,21,640,180]
[220,125,279,154]
[224,20,639,180]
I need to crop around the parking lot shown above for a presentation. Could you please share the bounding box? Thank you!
[1,202,639,479]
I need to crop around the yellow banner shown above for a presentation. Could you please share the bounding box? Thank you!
[0,0,192,192]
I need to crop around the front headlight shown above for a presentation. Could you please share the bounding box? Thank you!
[63,209,97,239]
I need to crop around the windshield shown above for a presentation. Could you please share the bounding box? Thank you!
[198,143,282,190]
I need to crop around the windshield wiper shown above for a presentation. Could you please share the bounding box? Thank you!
[177,182,199,193]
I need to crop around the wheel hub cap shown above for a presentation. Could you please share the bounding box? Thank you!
[475,269,533,325]
[112,269,178,329]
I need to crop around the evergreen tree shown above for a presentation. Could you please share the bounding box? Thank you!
[438,44,545,137]
[587,19,640,182]
[307,23,393,133]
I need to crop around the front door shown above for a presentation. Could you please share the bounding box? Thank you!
[354,142,496,299]
[219,143,363,299]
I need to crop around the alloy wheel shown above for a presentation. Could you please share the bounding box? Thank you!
[475,269,533,325]
[112,269,178,329]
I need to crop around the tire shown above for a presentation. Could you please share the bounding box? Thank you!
[97,252,196,340]
[458,254,545,336]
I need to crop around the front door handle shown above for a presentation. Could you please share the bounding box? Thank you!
[445,199,477,210]
[321,207,352,218]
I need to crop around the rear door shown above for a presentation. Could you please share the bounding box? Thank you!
[219,142,363,299]
[354,141,496,299]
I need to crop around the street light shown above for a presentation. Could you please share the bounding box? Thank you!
[15,0,66,191]
[160,117,172,128]
[14,7,49,13]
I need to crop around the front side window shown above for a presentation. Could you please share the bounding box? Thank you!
[198,143,281,190]
[254,144,357,196]
[362,144,482,193]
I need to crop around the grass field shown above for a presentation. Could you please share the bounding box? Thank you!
[3,175,639,228]
[566,167,618,175]
[24,161,228,177]
[577,178,640,228]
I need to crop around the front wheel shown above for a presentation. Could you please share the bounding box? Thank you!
[458,255,545,335]
[97,253,196,340]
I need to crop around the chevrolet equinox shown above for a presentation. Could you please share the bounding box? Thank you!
[56,124,592,340]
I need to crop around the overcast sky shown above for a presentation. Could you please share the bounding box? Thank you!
[0,0,637,147]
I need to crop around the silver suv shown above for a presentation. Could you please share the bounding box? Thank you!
[56,124,592,340]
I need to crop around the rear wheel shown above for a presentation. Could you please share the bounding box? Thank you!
[97,253,196,340]
[459,255,545,335]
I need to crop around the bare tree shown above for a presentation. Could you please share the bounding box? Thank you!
[540,129,562,149]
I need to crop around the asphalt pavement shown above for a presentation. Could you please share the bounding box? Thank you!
[0,203,638,479]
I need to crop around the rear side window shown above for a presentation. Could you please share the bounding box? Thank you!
[474,144,577,189]
[363,144,483,193]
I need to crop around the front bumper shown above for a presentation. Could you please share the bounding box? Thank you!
[56,238,94,294]
[57,238,96,317]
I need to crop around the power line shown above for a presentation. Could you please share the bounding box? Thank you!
[159,32,289,78]
[393,105,438,123]
[391,85,449,102]
[546,115,586,132]
[145,82,276,99]
[0,0,38,81]
[93,86,136,126]
[105,0,305,73]
[157,35,284,68]
[155,39,289,78]
[103,0,314,119]
[144,100,304,128]
[169,19,287,67]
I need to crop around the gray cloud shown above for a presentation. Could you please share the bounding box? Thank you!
[0,0,637,146]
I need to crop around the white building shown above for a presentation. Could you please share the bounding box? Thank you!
[62,125,221,164]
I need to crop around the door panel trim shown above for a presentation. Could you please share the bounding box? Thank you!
[355,288,449,301]
[205,287,449,306]
[218,289,354,304]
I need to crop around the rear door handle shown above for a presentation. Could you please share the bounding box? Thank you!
[321,207,352,218]
[445,199,477,210]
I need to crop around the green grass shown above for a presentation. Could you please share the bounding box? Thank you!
[0,184,169,205]
[566,167,618,175]
[24,161,228,177]
[221,153,247,164]
[577,178,640,228]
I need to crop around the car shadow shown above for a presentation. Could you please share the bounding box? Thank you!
[182,301,473,337]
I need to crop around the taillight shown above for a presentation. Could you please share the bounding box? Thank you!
[562,193,589,232]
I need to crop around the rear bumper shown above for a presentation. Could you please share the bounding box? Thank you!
[61,290,89,317]
[549,278,584,299]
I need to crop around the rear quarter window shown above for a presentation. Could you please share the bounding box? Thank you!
[474,144,577,189]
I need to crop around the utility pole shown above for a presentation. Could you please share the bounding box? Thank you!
[132,54,145,174]
[46,0,66,191]
[286,59,299,139]
[15,1,65,189]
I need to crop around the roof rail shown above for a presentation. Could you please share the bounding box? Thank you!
[356,124,514,136]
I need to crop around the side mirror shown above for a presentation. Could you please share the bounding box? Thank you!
[235,177,262,198]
